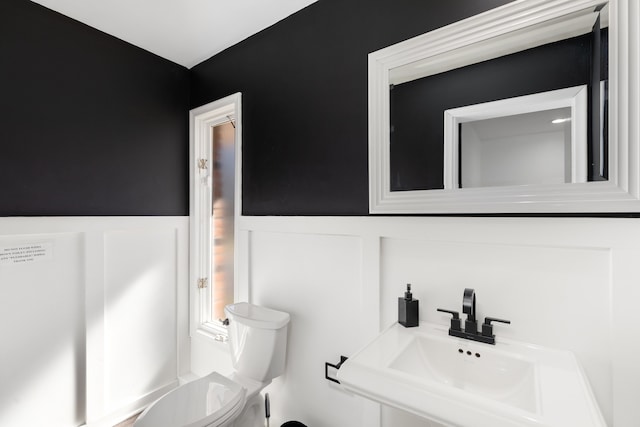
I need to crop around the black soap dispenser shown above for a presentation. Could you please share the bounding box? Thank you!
[398,283,419,327]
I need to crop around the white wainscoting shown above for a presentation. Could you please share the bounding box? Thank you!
[0,217,189,427]
[201,215,640,427]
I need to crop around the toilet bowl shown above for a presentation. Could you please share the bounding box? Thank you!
[133,303,290,427]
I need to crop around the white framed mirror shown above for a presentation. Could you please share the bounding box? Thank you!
[444,85,588,189]
[369,0,640,214]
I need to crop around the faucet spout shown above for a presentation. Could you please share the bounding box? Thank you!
[462,288,476,322]
[438,288,510,345]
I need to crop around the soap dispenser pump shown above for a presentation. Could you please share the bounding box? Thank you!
[398,283,419,327]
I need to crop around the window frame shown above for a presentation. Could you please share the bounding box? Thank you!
[189,93,243,341]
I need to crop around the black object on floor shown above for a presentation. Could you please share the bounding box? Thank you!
[281,422,308,427]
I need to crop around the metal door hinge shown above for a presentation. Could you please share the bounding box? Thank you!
[197,278,208,289]
[198,159,208,171]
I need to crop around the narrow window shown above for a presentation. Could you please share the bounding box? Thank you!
[210,121,235,322]
[190,93,242,340]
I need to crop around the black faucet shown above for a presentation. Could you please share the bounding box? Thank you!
[462,288,477,334]
[437,288,510,345]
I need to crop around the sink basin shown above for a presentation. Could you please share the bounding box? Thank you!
[337,322,606,427]
[389,333,538,413]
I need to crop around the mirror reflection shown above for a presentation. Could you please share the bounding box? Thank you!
[389,3,608,192]
[459,108,572,188]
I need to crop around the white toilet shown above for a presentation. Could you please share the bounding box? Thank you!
[133,302,290,427]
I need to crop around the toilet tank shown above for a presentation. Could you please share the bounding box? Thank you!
[224,302,290,382]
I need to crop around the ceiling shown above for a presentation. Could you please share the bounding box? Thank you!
[465,107,572,141]
[30,0,318,68]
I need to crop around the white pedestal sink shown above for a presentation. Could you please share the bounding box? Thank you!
[337,322,606,427]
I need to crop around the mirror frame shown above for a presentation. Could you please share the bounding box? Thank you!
[369,0,640,214]
[444,85,588,189]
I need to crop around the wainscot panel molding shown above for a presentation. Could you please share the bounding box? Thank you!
[0,217,189,427]
[210,215,640,427]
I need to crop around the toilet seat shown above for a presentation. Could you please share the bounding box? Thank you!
[134,372,246,427]
[133,303,289,427]
[228,372,269,401]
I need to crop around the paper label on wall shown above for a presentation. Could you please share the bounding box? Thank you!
[0,242,53,266]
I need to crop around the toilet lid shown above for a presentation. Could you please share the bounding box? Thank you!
[184,372,246,427]
[134,372,245,427]
[225,302,290,329]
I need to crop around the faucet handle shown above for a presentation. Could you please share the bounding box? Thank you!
[482,317,511,337]
[437,308,459,318]
[437,308,462,332]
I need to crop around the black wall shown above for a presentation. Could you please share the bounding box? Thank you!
[0,0,190,216]
[1,1,625,217]
[190,0,512,215]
